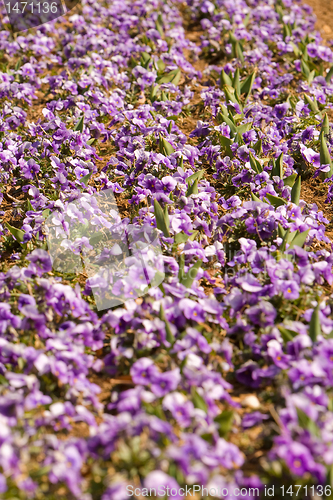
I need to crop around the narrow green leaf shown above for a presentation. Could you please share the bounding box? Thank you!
[87,138,97,146]
[309,304,321,342]
[188,230,198,241]
[159,304,174,344]
[232,68,241,97]
[164,205,170,230]
[140,51,151,69]
[240,71,256,99]
[180,259,202,288]
[220,69,232,88]
[288,229,309,250]
[214,410,234,437]
[27,200,34,211]
[253,138,262,154]
[156,59,165,72]
[251,193,262,202]
[278,325,298,343]
[326,66,333,83]
[219,113,237,136]
[304,94,319,114]
[322,113,330,136]
[186,179,198,196]
[186,170,204,185]
[80,171,94,186]
[74,115,84,132]
[266,193,287,207]
[237,122,252,135]
[42,209,51,218]
[277,223,286,238]
[159,136,175,156]
[301,58,310,78]
[178,253,185,282]
[154,199,170,238]
[157,69,180,85]
[320,133,333,179]
[224,85,239,105]
[283,172,297,187]
[156,14,164,37]
[249,152,262,174]
[235,41,244,63]
[5,222,25,243]
[291,176,301,205]
[174,232,190,244]
[271,153,283,178]
[191,388,207,413]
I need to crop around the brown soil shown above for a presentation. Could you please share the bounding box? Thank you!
[305,0,333,41]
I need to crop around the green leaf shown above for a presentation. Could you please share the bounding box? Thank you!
[301,58,310,78]
[326,66,333,83]
[288,229,309,250]
[4,222,25,243]
[237,122,252,135]
[218,113,237,136]
[174,232,190,244]
[42,209,51,218]
[308,70,315,85]
[283,172,297,187]
[164,205,169,229]
[159,304,174,345]
[249,152,263,174]
[235,41,244,63]
[290,176,301,205]
[278,325,298,343]
[304,94,319,114]
[74,115,84,132]
[154,199,170,238]
[271,153,283,179]
[87,138,97,146]
[159,135,175,156]
[214,410,234,437]
[220,69,232,87]
[27,200,34,211]
[251,193,262,202]
[186,170,204,185]
[186,178,198,196]
[80,171,94,186]
[232,68,241,97]
[296,407,320,437]
[156,14,164,37]
[320,133,333,179]
[322,113,330,136]
[309,304,321,342]
[188,230,198,241]
[157,69,181,85]
[156,59,166,72]
[219,135,233,157]
[240,71,256,99]
[277,223,286,239]
[191,387,207,413]
[266,193,287,207]
[140,51,151,69]
[178,253,185,281]
[253,138,262,154]
[180,259,202,288]
[224,85,239,105]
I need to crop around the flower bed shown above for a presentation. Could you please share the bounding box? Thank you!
[0,0,333,498]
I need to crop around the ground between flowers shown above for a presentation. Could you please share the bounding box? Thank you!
[1,0,333,499]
